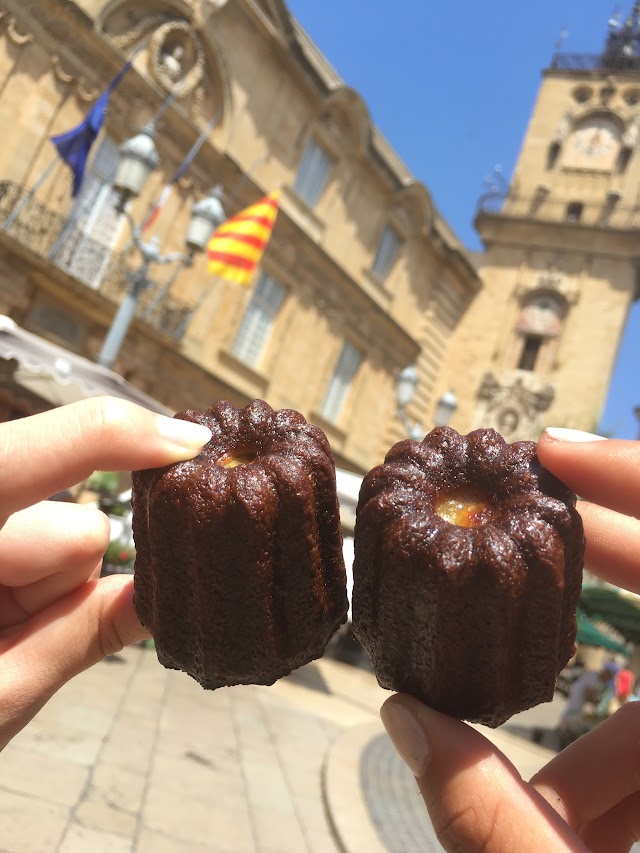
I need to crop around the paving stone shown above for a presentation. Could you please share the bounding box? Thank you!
[87,761,146,814]
[0,789,68,853]
[147,752,248,811]
[142,793,254,849]
[251,807,308,852]
[99,718,157,773]
[0,743,88,806]
[58,822,133,853]
[75,798,137,837]
[136,828,221,852]
[241,755,296,817]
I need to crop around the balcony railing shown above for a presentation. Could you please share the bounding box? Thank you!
[476,192,640,229]
[550,50,640,73]
[0,180,194,341]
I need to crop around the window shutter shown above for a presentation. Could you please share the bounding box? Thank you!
[232,272,286,366]
[293,139,333,207]
[321,342,362,422]
[371,226,400,281]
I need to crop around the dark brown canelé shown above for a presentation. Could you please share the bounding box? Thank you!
[352,427,585,727]
[132,399,348,689]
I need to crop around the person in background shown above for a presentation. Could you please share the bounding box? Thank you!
[555,664,615,749]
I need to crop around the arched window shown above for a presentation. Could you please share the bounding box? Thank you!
[511,290,567,373]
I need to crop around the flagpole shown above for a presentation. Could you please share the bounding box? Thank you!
[141,256,190,320]
[141,108,222,232]
[2,157,59,232]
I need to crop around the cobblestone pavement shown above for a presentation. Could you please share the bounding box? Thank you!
[0,645,386,853]
[1,646,638,853]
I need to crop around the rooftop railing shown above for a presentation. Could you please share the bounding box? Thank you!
[550,50,640,73]
[476,191,640,229]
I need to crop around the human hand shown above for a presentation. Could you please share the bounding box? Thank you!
[0,397,211,752]
[380,428,640,852]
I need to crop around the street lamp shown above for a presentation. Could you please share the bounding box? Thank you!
[97,130,226,369]
[396,365,458,439]
[434,389,458,427]
[396,365,423,440]
[113,125,160,213]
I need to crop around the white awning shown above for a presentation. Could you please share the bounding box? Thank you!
[0,315,172,415]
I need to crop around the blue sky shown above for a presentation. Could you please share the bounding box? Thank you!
[286,0,639,439]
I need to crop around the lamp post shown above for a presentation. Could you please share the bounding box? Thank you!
[395,365,458,439]
[434,389,458,427]
[97,127,225,369]
[634,404,640,440]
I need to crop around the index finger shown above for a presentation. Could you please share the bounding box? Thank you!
[537,430,640,519]
[0,397,211,521]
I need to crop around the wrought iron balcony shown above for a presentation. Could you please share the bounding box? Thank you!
[0,180,194,341]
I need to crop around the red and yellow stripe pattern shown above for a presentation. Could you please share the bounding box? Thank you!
[206,191,280,285]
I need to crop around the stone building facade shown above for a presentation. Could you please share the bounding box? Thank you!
[0,0,480,475]
[1,0,639,472]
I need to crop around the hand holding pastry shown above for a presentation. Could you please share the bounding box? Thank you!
[0,397,211,752]
[381,428,640,853]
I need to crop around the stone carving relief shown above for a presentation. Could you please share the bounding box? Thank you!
[3,14,34,46]
[100,5,220,127]
[622,112,640,148]
[515,266,580,306]
[148,21,205,97]
[475,371,555,442]
[3,1,114,82]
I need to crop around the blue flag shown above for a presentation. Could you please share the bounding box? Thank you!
[50,58,133,197]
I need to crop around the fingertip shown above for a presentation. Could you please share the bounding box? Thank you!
[381,694,434,779]
[541,428,608,444]
[154,414,212,463]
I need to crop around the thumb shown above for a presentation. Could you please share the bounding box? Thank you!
[0,576,149,750]
[380,694,586,853]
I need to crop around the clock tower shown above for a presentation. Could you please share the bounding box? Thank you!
[445,4,640,441]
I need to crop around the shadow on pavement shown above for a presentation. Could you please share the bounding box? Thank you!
[502,723,562,752]
[285,662,331,694]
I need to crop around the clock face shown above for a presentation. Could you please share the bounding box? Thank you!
[566,118,620,169]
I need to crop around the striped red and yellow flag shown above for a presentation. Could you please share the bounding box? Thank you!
[206,191,280,285]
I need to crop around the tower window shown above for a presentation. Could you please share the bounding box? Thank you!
[565,202,583,222]
[518,335,543,371]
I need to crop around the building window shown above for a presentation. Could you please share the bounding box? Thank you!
[320,342,362,423]
[56,135,124,288]
[518,334,543,371]
[371,225,401,281]
[292,139,333,207]
[565,201,583,222]
[231,272,286,367]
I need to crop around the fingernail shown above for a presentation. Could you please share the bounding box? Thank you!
[156,415,212,454]
[380,701,430,778]
[544,427,608,443]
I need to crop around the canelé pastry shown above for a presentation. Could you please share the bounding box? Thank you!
[132,399,348,689]
[352,427,584,727]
